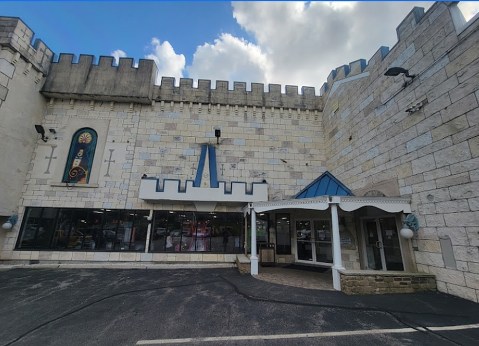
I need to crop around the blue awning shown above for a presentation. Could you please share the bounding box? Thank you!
[295,171,353,199]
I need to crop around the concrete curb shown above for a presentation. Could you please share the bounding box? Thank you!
[0,262,237,270]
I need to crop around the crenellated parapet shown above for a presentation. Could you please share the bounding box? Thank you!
[320,6,427,98]
[139,178,268,205]
[156,77,323,111]
[0,16,53,75]
[320,58,371,97]
[41,54,158,104]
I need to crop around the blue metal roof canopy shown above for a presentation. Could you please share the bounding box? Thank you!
[295,171,353,199]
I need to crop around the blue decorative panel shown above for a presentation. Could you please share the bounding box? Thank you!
[62,128,97,184]
[194,144,219,188]
[194,144,208,187]
[295,171,353,199]
[208,145,219,188]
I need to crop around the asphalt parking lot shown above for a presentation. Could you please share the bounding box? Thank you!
[0,267,478,345]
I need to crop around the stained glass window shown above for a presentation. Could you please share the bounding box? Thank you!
[62,128,97,184]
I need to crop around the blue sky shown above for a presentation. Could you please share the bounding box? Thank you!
[3,1,477,91]
[2,2,246,65]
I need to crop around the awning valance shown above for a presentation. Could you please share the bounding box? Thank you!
[247,196,411,214]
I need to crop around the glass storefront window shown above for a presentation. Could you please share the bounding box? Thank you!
[51,209,74,249]
[17,207,243,253]
[17,208,58,249]
[101,209,121,251]
[131,211,149,252]
[246,213,269,254]
[149,211,243,253]
[276,213,291,254]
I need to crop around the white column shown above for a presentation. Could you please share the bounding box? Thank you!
[331,202,344,290]
[250,207,258,275]
[144,209,153,253]
[244,215,248,255]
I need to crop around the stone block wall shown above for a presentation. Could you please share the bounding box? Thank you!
[41,54,158,104]
[340,270,437,295]
[0,96,326,258]
[0,17,52,218]
[22,97,325,206]
[321,2,479,301]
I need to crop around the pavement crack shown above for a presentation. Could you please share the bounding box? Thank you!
[220,275,471,345]
[2,279,221,346]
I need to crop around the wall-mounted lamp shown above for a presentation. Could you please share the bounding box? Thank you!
[35,125,48,142]
[385,67,416,87]
[2,215,18,230]
[400,214,419,239]
[215,128,221,145]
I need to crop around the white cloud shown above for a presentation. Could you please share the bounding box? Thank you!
[184,1,432,92]
[145,38,186,84]
[113,2,435,92]
[458,1,479,21]
[187,33,268,88]
[111,49,127,65]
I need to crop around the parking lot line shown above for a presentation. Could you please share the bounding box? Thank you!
[136,323,479,345]
[427,323,479,331]
[136,327,417,344]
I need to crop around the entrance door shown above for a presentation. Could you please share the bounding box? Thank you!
[363,217,404,271]
[296,220,312,261]
[295,219,332,265]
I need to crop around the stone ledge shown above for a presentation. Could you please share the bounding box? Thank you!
[50,183,99,188]
[0,260,236,270]
[236,254,250,274]
[340,270,436,295]
[340,269,436,277]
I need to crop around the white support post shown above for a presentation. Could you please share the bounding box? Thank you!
[250,206,258,275]
[330,201,344,291]
[145,209,153,253]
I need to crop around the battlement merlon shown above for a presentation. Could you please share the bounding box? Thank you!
[155,77,323,111]
[396,7,425,41]
[0,17,53,75]
[41,54,158,104]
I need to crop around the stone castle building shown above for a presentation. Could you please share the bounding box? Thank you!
[0,2,478,301]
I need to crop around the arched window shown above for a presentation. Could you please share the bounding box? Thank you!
[62,128,97,184]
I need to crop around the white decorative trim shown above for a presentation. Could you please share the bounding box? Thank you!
[248,196,410,213]
[139,178,268,203]
[338,196,411,213]
[252,197,329,213]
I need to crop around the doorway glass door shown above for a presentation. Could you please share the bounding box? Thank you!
[364,220,383,270]
[363,217,404,271]
[296,220,312,261]
[295,219,332,264]
[379,218,404,271]
[313,220,333,263]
